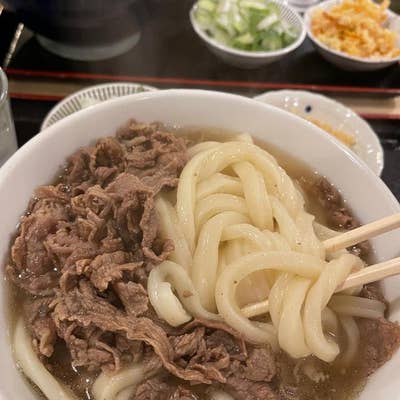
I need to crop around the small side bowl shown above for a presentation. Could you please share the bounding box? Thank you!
[189,1,306,69]
[255,89,384,176]
[40,82,157,130]
[304,0,400,71]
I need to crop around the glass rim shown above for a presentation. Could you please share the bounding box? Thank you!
[0,67,8,107]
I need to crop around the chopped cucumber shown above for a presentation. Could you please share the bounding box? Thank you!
[194,0,299,52]
[235,32,254,45]
[261,30,283,50]
[240,0,268,11]
[198,0,217,13]
[257,13,279,30]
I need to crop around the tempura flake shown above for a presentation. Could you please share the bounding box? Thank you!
[311,0,400,59]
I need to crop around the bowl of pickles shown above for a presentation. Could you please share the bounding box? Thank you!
[190,0,306,68]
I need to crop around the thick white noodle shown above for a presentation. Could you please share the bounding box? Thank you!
[196,173,243,200]
[155,196,191,268]
[148,260,220,322]
[233,162,273,231]
[191,211,248,311]
[215,251,324,346]
[92,363,145,400]
[149,138,384,362]
[303,253,361,361]
[195,194,248,233]
[329,295,385,319]
[234,132,253,143]
[338,315,360,366]
[278,277,312,358]
[188,141,220,158]
[209,390,235,400]
[269,273,291,328]
[176,142,304,252]
[322,307,339,336]
[13,318,78,400]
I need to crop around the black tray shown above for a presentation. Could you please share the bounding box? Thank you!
[2,1,400,97]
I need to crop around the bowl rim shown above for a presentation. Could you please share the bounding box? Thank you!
[304,0,400,64]
[1,89,396,207]
[254,89,384,176]
[189,1,307,58]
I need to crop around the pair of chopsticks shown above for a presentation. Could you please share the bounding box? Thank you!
[327,212,400,292]
[240,213,400,318]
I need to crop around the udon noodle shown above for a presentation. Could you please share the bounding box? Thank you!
[149,134,383,363]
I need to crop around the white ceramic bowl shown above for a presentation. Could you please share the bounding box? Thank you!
[41,82,158,130]
[255,89,384,175]
[1,90,400,400]
[189,1,306,68]
[305,0,400,71]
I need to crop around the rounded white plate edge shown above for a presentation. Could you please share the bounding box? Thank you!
[254,90,384,176]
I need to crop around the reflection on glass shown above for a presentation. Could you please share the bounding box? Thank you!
[0,68,18,166]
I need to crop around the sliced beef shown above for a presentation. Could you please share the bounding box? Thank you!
[169,387,199,400]
[358,317,400,376]
[45,223,100,269]
[60,323,121,372]
[116,120,188,191]
[169,327,205,358]
[135,376,172,400]
[114,281,149,317]
[242,347,276,382]
[105,172,173,263]
[135,376,199,400]
[6,266,59,296]
[12,213,62,276]
[89,137,125,184]
[226,376,278,400]
[7,185,71,294]
[64,148,93,187]
[185,341,229,383]
[52,280,226,383]
[7,120,187,375]
[360,283,387,304]
[183,319,247,361]
[23,297,57,357]
[278,384,299,400]
[79,251,142,291]
[311,177,357,230]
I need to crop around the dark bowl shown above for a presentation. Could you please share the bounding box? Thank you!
[2,0,147,60]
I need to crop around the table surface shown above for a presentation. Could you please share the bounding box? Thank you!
[1,1,400,201]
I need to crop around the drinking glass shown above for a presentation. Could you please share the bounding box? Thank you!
[0,68,18,166]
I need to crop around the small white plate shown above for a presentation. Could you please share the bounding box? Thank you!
[41,82,158,130]
[255,90,384,176]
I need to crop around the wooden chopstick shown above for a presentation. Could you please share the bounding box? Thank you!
[240,257,400,318]
[324,212,400,253]
[241,301,269,318]
[239,214,400,318]
[335,256,400,293]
